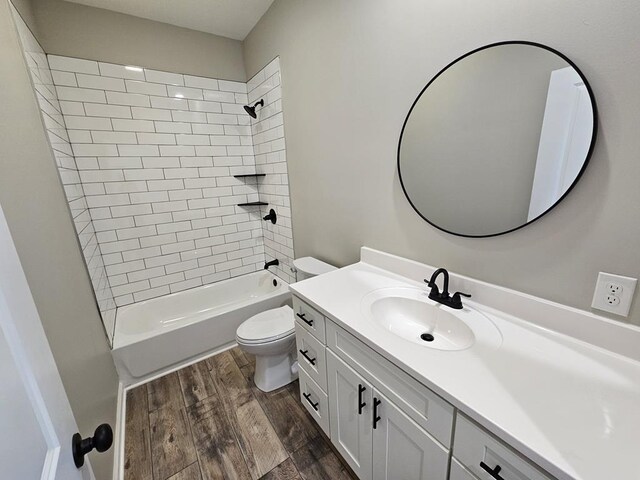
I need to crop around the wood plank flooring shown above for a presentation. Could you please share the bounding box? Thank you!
[124,347,357,480]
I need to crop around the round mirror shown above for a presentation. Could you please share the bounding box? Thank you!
[398,41,597,237]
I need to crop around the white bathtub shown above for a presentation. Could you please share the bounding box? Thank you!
[111,271,290,385]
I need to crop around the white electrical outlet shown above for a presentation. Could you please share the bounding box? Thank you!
[592,272,637,316]
[606,282,623,295]
[606,294,620,306]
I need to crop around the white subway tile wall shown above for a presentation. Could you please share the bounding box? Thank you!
[48,55,294,305]
[248,58,295,283]
[11,8,117,342]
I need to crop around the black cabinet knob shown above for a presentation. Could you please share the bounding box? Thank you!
[72,423,113,468]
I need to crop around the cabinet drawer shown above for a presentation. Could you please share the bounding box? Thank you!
[454,414,553,480]
[298,368,330,436]
[326,320,454,447]
[295,323,327,392]
[450,458,479,480]
[293,296,326,343]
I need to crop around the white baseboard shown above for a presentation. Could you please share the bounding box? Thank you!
[112,381,126,480]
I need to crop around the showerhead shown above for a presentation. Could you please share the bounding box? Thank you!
[243,99,264,119]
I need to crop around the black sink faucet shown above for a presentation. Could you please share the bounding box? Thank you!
[264,259,279,270]
[424,268,471,310]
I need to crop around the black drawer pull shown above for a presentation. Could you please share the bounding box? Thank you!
[299,349,317,365]
[303,392,319,411]
[296,312,314,326]
[480,462,504,480]
[358,384,366,414]
[372,397,382,429]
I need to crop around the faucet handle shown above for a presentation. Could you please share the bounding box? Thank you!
[424,278,441,299]
[450,291,471,309]
[424,278,438,291]
[452,291,471,303]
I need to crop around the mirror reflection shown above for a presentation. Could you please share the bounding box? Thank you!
[398,42,596,237]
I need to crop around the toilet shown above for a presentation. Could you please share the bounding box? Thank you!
[236,257,336,392]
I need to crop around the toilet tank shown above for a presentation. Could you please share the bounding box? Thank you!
[292,257,337,281]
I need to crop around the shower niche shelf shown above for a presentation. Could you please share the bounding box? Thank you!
[238,201,269,207]
[234,173,266,178]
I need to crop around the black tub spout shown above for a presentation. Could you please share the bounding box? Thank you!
[264,259,279,270]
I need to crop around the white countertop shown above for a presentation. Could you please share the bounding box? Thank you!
[290,258,640,480]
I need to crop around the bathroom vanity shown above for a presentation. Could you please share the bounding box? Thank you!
[290,248,640,480]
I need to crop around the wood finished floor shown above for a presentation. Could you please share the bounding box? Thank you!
[124,347,357,480]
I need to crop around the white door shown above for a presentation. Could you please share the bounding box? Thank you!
[0,204,91,480]
[327,351,373,480]
[528,66,594,220]
[372,390,449,480]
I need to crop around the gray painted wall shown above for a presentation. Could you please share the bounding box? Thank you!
[243,0,640,325]
[9,0,36,32]
[2,2,118,478]
[31,0,246,81]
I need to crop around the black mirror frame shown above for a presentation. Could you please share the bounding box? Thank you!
[397,40,598,238]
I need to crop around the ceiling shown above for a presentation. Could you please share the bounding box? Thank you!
[64,0,275,40]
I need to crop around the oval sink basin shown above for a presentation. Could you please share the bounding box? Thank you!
[361,287,501,351]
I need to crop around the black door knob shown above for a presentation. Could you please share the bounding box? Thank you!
[72,423,113,468]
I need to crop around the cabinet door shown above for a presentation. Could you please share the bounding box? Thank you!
[327,350,373,480]
[372,390,449,480]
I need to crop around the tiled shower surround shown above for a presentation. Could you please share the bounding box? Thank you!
[11,7,118,341]
[248,59,295,284]
[48,55,295,308]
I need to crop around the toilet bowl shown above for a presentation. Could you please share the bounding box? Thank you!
[236,305,296,392]
[236,257,337,392]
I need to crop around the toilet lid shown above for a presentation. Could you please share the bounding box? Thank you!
[236,305,294,344]
[293,257,337,276]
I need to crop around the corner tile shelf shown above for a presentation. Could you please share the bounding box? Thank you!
[236,173,268,207]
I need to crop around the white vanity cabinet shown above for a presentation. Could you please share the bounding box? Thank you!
[452,415,554,480]
[326,345,449,480]
[326,350,373,479]
[298,367,330,435]
[293,295,326,342]
[325,328,450,480]
[295,296,451,480]
[294,297,331,436]
[371,388,449,480]
[295,322,327,391]
[293,295,554,480]
[450,459,481,480]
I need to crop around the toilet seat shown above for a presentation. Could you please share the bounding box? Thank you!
[236,305,294,345]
